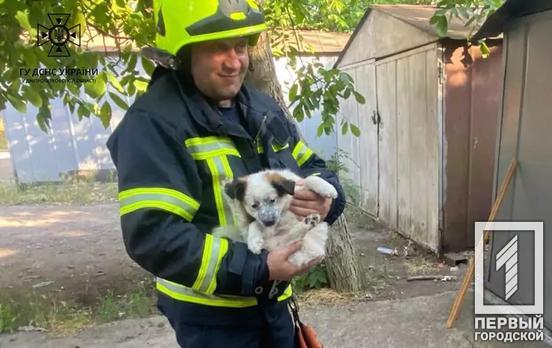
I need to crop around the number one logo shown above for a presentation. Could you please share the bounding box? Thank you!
[496,235,519,300]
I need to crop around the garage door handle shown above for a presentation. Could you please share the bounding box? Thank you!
[371,111,380,125]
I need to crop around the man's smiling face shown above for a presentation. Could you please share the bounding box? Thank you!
[191,37,250,107]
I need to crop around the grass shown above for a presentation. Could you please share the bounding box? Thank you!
[0,280,157,335]
[0,182,118,205]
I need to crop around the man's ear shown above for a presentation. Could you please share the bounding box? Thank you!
[224,178,247,201]
[267,173,295,196]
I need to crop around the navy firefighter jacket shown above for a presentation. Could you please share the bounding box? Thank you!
[106,68,346,308]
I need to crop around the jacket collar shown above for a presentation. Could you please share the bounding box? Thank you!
[172,71,286,144]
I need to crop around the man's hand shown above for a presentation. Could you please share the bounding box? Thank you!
[267,241,321,281]
[289,179,333,220]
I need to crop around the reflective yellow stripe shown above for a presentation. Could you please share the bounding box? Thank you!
[185,136,241,160]
[192,234,229,294]
[119,188,199,221]
[297,148,313,166]
[206,237,229,294]
[277,284,293,301]
[185,136,238,226]
[256,144,265,154]
[156,278,258,308]
[157,278,293,307]
[271,142,289,152]
[292,141,314,167]
[206,158,228,226]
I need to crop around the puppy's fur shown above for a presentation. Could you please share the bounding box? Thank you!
[220,169,338,266]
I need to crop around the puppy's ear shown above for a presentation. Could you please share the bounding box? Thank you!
[268,173,295,196]
[224,178,247,201]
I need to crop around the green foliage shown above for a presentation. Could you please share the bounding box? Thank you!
[265,0,432,33]
[326,149,361,205]
[0,0,433,135]
[0,280,156,334]
[288,61,365,136]
[292,263,329,292]
[431,0,505,57]
[0,0,155,130]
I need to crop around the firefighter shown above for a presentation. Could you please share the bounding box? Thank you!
[106,0,346,346]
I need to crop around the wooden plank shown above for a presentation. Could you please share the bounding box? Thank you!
[425,49,440,251]
[355,63,379,215]
[407,51,429,246]
[446,159,517,328]
[376,61,398,229]
[396,56,411,234]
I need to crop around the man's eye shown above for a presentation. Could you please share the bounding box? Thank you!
[251,203,259,209]
[235,42,247,53]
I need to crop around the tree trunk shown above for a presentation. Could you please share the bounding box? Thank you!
[247,31,366,293]
[325,215,363,292]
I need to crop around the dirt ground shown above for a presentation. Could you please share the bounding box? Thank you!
[0,203,474,346]
[0,204,150,304]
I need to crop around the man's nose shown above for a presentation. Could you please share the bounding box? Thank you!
[222,49,242,71]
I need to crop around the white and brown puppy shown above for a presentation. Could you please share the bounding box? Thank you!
[222,169,338,266]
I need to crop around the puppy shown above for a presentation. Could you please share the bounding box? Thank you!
[221,169,338,266]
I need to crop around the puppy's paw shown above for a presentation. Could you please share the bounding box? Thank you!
[304,213,321,228]
[247,235,264,254]
[304,176,338,199]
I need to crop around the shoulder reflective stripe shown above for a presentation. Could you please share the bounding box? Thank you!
[192,234,229,294]
[271,142,289,152]
[277,284,293,302]
[292,141,314,167]
[185,137,241,160]
[297,148,313,166]
[156,278,258,308]
[256,144,265,154]
[119,188,199,221]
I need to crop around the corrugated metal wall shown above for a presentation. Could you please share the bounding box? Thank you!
[442,41,502,252]
[487,9,552,329]
[4,95,125,184]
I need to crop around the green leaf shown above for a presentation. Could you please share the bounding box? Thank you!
[341,122,348,135]
[36,106,51,132]
[353,91,366,104]
[7,94,26,114]
[77,103,91,119]
[15,10,34,34]
[351,124,361,137]
[479,41,490,59]
[107,72,125,94]
[141,57,155,76]
[23,86,42,108]
[435,15,448,37]
[127,54,138,71]
[100,102,112,128]
[288,84,298,103]
[109,92,129,110]
[85,77,107,99]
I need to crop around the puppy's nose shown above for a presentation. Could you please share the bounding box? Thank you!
[263,219,276,227]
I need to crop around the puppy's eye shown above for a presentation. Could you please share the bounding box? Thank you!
[269,198,276,204]
[251,203,259,209]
